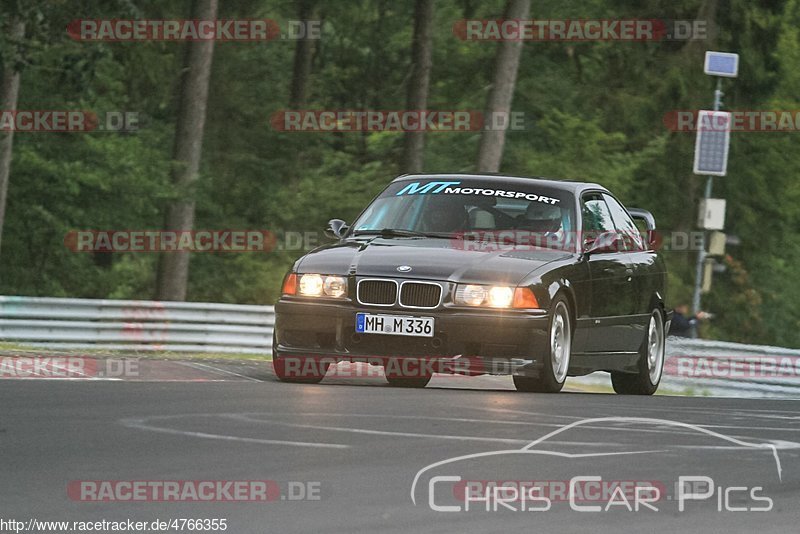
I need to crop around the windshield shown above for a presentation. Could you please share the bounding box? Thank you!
[350,178,576,250]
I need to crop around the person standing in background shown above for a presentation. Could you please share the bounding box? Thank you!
[669,304,711,337]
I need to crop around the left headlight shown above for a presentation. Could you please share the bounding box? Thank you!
[294,274,348,298]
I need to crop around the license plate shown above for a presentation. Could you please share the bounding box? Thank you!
[355,313,434,337]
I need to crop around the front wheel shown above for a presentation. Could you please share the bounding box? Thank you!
[384,358,432,388]
[272,354,330,383]
[611,309,665,395]
[513,296,572,393]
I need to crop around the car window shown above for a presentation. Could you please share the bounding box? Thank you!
[351,179,577,250]
[603,193,646,251]
[581,193,615,233]
[580,193,617,251]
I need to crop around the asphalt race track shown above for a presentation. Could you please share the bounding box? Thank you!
[3,359,800,533]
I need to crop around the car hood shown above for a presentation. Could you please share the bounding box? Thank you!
[295,237,572,286]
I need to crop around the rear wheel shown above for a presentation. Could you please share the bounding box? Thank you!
[513,296,571,393]
[611,309,664,395]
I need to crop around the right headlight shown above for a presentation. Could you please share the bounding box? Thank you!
[296,274,348,298]
[454,284,539,309]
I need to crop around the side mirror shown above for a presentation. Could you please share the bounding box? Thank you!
[584,231,624,255]
[628,208,659,250]
[325,219,348,239]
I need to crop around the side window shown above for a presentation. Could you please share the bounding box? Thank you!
[581,193,615,233]
[603,194,645,251]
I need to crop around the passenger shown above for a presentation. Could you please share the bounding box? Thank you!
[420,197,468,233]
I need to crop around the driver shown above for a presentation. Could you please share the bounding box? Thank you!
[518,202,565,250]
[521,202,562,233]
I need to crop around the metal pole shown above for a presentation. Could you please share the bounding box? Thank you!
[690,78,723,337]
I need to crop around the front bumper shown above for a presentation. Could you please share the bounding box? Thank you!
[274,298,550,375]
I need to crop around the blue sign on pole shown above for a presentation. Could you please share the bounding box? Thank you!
[704,51,739,78]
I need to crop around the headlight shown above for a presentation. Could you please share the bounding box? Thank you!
[454,284,539,309]
[458,284,487,306]
[455,284,512,307]
[488,286,514,308]
[298,274,324,296]
[323,276,347,297]
[297,274,348,298]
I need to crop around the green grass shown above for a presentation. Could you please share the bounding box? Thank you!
[0,342,271,361]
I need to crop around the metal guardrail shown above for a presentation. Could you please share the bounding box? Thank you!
[2,295,799,396]
[661,336,800,397]
[0,296,273,354]
[573,336,800,397]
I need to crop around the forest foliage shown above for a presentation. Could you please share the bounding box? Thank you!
[0,0,798,347]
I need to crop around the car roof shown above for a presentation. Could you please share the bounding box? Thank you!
[392,173,608,195]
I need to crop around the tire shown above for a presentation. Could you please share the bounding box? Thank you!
[272,354,330,384]
[611,308,665,395]
[271,334,330,384]
[384,358,432,388]
[513,295,572,393]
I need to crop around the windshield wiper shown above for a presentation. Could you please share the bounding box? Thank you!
[351,228,426,238]
[351,228,451,239]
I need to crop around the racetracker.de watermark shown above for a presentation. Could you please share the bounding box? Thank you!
[67,19,321,41]
[447,230,721,253]
[67,480,321,502]
[270,110,526,132]
[666,355,800,379]
[0,111,139,133]
[0,357,138,379]
[64,230,276,253]
[664,110,800,132]
[453,19,707,41]
[275,356,530,379]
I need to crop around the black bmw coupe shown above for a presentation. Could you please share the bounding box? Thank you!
[274,174,671,394]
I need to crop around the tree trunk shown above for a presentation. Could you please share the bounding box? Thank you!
[0,16,25,258]
[400,0,434,174]
[289,0,316,108]
[155,0,217,301]
[476,0,529,173]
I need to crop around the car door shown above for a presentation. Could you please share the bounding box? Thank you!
[581,192,636,353]
[603,193,656,351]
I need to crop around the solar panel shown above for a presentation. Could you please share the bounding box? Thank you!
[693,111,731,176]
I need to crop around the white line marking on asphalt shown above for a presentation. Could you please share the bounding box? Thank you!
[473,407,595,420]
[229,413,620,447]
[472,406,800,436]
[575,403,800,418]
[231,411,800,451]
[243,411,594,427]
[178,361,262,382]
[48,360,92,378]
[119,417,349,449]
